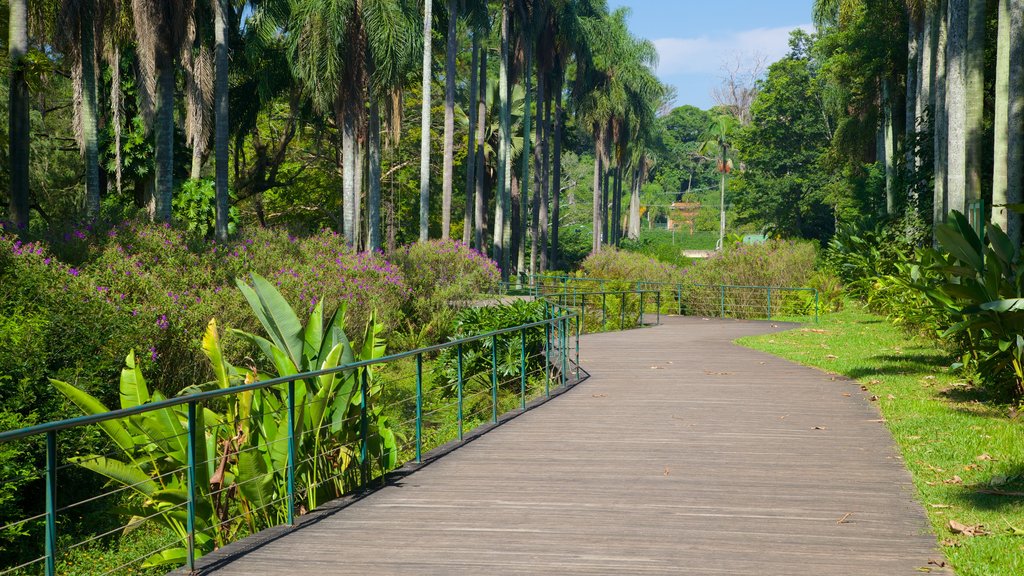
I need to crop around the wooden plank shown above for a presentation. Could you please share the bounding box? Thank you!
[190,317,949,575]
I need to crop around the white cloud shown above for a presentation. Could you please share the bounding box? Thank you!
[653,24,815,77]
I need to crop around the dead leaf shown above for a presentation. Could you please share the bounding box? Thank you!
[826,354,838,359]
[869,379,882,385]
[929,504,952,509]
[592,393,608,398]
[887,394,896,400]
[779,414,789,420]
[836,512,852,524]
[663,466,670,476]
[928,559,948,568]
[842,392,852,397]
[869,395,879,402]
[964,464,980,471]
[650,366,663,370]
[949,520,987,536]
[812,426,827,430]
[916,567,933,572]
[976,453,993,461]
[944,475,963,485]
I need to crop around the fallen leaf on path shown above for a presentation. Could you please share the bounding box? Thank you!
[916,567,933,572]
[860,385,869,391]
[663,467,670,476]
[836,512,852,524]
[842,392,852,397]
[928,559,948,568]
[869,395,879,402]
[949,520,987,536]
[812,426,826,430]
[650,366,663,370]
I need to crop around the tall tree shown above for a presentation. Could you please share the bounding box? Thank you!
[418,0,433,241]
[945,0,969,215]
[700,114,739,250]
[213,0,230,241]
[7,0,30,229]
[964,0,986,208]
[992,0,1024,242]
[934,0,949,231]
[440,0,457,239]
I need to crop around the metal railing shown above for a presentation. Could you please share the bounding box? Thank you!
[0,302,586,576]
[530,275,819,322]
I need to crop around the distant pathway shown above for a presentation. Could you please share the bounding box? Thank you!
[191,317,948,575]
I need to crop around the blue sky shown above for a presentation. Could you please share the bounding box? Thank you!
[608,1,814,110]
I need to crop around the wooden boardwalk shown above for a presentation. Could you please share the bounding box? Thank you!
[191,317,948,575]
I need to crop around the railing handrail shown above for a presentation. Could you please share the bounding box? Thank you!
[0,311,576,444]
[529,274,817,292]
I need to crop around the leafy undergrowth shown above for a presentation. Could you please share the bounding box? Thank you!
[737,303,1024,576]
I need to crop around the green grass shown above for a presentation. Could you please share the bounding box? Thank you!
[737,303,1024,576]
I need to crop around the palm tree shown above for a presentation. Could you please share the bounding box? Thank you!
[945,0,968,215]
[991,0,1023,243]
[493,0,510,271]
[933,0,949,234]
[440,0,457,239]
[133,0,195,223]
[964,0,985,207]
[699,114,739,251]
[418,0,433,242]
[212,0,230,241]
[7,0,30,229]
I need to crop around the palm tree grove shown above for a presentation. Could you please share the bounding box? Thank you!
[1,0,1023,574]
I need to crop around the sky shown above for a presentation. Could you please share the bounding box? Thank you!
[607,1,815,110]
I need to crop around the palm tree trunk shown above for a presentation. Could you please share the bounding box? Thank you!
[7,0,29,229]
[214,0,230,241]
[441,0,457,239]
[993,0,1024,241]
[946,0,968,215]
[934,0,949,234]
[342,107,357,245]
[155,55,176,223]
[718,154,727,249]
[354,133,363,248]
[520,39,533,278]
[464,30,479,245]
[592,126,603,253]
[81,7,101,219]
[538,71,549,273]
[965,0,986,206]
[513,175,523,276]
[1007,0,1024,245]
[418,0,434,242]
[369,101,382,251]
[474,48,487,251]
[551,73,563,265]
[613,163,622,246]
[882,77,896,214]
[628,166,641,240]
[906,11,920,174]
[494,0,510,275]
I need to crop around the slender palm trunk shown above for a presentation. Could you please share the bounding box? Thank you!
[155,56,176,223]
[418,0,434,241]
[369,101,382,251]
[993,0,1024,241]
[112,48,123,196]
[613,161,622,245]
[537,72,549,273]
[550,74,563,265]
[934,0,949,234]
[81,8,101,219]
[592,126,603,253]
[342,108,357,245]
[520,40,533,278]
[628,166,640,240]
[354,134,363,248]
[464,31,479,245]
[718,152,727,249]
[441,0,457,239]
[946,0,968,215]
[8,0,29,229]
[213,0,230,241]
[494,0,510,274]
[905,13,919,174]
[474,49,487,251]
[882,77,896,213]
[965,0,986,206]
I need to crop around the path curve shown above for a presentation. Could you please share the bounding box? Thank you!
[190,317,948,575]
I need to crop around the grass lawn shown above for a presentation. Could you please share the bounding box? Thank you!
[737,303,1024,576]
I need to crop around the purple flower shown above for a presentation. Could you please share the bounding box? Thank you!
[68,268,80,277]
[156,315,169,330]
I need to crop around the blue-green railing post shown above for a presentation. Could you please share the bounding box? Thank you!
[360,366,368,483]
[602,292,607,329]
[544,320,551,397]
[561,317,568,388]
[491,334,498,422]
[640,291,645,326]
[44,430,56,576]
[720,285,726,318]
[620,293,626,329]
[457,343,464,441]
[186,401,197,571]
[656,291,661,325]
[815,289,820,323]
[520,328,527,410]
[767,286,772,320]
[575,315,580,377]
[677,283,683,315]
[286,380,296,524]
[415,354,423,462]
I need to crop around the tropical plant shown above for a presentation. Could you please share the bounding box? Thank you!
[172,178,239,238]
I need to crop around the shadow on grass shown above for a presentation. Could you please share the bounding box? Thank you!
[843,352,951,381]
[955,464,1024,512]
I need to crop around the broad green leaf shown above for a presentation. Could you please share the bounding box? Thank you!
[318,303,348,363]
[119,350,150,410]
[986,224,1017,271]
[140,547,189,569]
[302,299,324,368]
[50,379,134,454]
[237,450,276,510]
[936,217,983,273]
[244,273,304,368]
[202,319,232,390]
[139,407,188,463]
[75,455,157,496]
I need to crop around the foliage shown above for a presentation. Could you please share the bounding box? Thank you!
[739,306,1024,576]
[684,239,818,289]
[172,179,240,239]
[580,248,684,284]
[618,229,695,267]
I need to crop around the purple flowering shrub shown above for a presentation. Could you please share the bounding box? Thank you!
[390,239,500,343]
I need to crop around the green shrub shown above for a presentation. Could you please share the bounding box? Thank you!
[683,239,818,288]
[172,178,240,239]
[580,248,684,284]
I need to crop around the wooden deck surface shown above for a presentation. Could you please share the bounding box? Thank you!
[191,317,948,575]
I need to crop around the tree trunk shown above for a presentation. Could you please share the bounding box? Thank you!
[441,0,457,239]
[7,0,29,229]
[592,126,603,253]
[512,174,523,276]
[342,106,357,245]
[214,0,230,241]
[628,167,640,240]
[418,0,434,241]
[354,134,363,248]
[965,0,986,206]
[494,0,510,276]
[81,6,101,219]
[520,39,532,278]
[613,162,622,245]
[993,0,1024,242]
[882,77,896,214]
[369,101,382,251]
[934,0,949,234]
[155,55,176,223]
[538,72,549,273]
[906,11,920,174]
[464,30,479,245]
[474,48,487,251]
[718,154,727,250]
[946,0,968,215]
[551,73,564,265]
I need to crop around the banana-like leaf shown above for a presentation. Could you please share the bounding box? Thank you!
[202,319,233,390]
[936,215,983,273]
[237,449,276,511]
[140,547,189,569]
[966,299,1024,314]
[303,299,324,369]
[318,302,348,364]
[50,379,134,454]
[236,273,304,369]
[119,350,150,410]
[74,455,157,496]
[986,224,1017,271]
[139,406,188,464]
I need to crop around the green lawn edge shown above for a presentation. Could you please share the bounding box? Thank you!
[736,304,1024,576]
